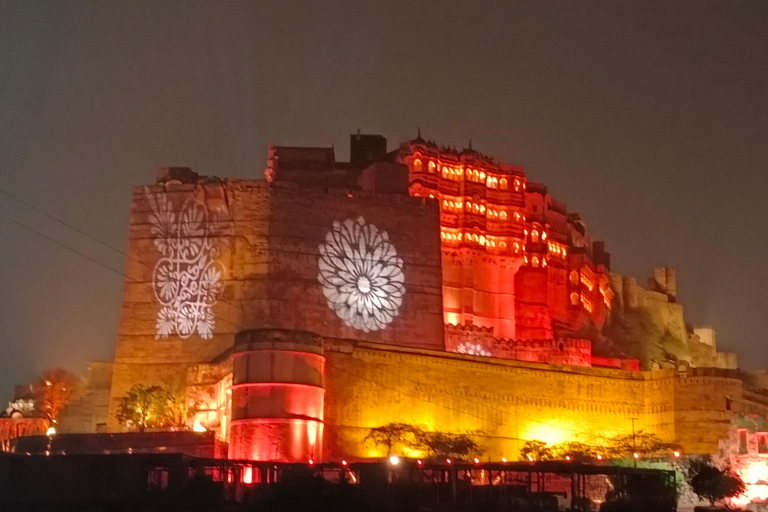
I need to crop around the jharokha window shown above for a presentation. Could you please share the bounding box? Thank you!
[739,429,748,454]
[759,433,768,454]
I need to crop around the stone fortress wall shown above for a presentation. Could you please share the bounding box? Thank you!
[322,338,756,460]
[108,175,444,430]
[90,134,759,462]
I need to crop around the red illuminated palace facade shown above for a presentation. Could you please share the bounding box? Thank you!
[401,137,620,367]
[38,132,750,464]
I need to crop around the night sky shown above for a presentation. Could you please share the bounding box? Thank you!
[1,1,766,396]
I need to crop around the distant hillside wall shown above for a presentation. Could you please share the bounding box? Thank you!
[610,269,737,370]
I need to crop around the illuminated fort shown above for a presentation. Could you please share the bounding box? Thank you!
[78,133,765,463]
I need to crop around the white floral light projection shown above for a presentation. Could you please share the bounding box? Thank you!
[454,342,492,357]
[318,217,405,332]
[146,190,224,339]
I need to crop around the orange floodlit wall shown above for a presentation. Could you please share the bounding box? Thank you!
[322,339,678,461]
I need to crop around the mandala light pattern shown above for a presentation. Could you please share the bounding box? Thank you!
[454,342,492,357]
[318,217,405,332]
[146,190,224,340]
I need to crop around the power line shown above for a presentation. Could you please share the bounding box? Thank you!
[0,209,245,334]
[0,211,125,277]
[0,187,129,258]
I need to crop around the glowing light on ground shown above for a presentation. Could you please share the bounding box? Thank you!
[192,421,206,432]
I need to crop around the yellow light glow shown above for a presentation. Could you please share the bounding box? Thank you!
[389,455,400,466]
[523,423,570,446]
[192,421,206,432]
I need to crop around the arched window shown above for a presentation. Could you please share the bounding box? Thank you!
[514,242,520,253]
[570,292,580,306]
[500,241,507,251]
[514,179,521,191]
[532,256,539,267]
[442,166,448,178]
[428,161,436,173]
[413,159,422,172]
[500,211,507,220]
[541,232,547,241]
[492,177,498,188]
[569,271,579,286]
[531,230,539,243]
[500,178,508,190]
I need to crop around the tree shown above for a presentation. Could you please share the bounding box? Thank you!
[116,384,167,432]
[160,388,199,429]
[605,430,679,459]
[35,368,79,425]
[689,462,745,507]
[363,423,419,456]
[520,440,554,461]
[551,441,599,462]
[412,430,483,460]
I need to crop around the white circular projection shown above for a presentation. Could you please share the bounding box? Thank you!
[318,217,405,332]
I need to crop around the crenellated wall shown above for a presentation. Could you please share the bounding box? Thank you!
[320,340,750,460]
[322,338,681,461]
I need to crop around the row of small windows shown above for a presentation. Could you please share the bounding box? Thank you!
[440,199,525,222]
[524,255,548,268]
[568,270,595,292]
[548,241,568,258]
[412,159,523,191]
[569,292,594,312]
[440,231,523,254]
[523,229,547,243]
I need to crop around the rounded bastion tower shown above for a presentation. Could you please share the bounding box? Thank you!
[228,329,325,462]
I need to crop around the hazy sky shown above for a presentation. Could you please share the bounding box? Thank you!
[1,1,766,395]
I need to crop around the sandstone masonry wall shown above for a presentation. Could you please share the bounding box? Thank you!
[108,180,444,430]
[322,339,679,460]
